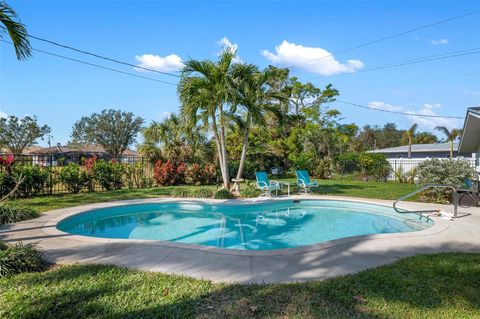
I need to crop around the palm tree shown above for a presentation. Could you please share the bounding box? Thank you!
[178,50,238,189]
[402,123,418,159]
[0,2,31,60]
[435,126,463,159]
[140,114,208,163]
[231,65,288,181]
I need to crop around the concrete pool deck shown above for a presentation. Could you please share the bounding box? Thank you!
[1,195,479,283]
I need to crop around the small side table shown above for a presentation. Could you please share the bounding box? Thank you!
[231,178,244,195]
[278,182,290,196]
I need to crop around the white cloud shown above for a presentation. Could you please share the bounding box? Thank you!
[216,37,242,63]
[407,104,461,130]
[135,54,183,72]
[463,89,480,96]
[368,101,404,112]
[262,40,364,76]
[159,111,172,120]
[368,101,462,130]
[430,38,448,45]
[217,36,238,53]
[0,111,7,118]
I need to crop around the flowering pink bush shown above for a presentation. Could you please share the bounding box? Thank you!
[0,154,14,167]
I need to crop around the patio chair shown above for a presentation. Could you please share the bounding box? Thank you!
[255,171,280,197]
[457,177,479,207]
[296,170,319,194]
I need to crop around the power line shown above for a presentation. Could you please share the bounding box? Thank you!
[0,25,182,78]
[0,40,178,86]
[336,100,464,119]
[307,48,480,81]
[287,9,480,70]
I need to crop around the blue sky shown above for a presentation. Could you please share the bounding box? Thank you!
[1,0,479,147]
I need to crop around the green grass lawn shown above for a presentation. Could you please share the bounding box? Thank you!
[9,180,418,213]
[0,253,479,319]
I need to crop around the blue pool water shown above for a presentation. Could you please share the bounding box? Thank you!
[57,200,432,250]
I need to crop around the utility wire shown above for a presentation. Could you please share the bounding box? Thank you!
[0,40,178,86]
[307,48,480,81]
[336,100,464,119]
[0,25,182,78]
[287,9,480,70]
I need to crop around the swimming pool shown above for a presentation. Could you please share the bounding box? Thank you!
[57,200,433,250]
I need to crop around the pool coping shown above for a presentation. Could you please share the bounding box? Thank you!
[40,196,450,257]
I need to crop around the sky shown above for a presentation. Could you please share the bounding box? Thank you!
[1,0,479,147]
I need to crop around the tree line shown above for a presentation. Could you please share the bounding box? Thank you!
[0,3,463,189]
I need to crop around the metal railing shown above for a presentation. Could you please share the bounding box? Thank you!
[393,184,458,218]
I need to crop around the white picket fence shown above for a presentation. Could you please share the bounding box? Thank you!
[386,158,477,181]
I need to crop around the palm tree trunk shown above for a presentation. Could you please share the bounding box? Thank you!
[408,136,412,159]
[236,113,251,180]
[450,140,453,159]
[211,115,228,187]
[218,106,230,189]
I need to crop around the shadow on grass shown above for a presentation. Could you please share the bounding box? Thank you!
[2,251,479,319]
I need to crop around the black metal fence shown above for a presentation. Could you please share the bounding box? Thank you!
[0,154,155,196]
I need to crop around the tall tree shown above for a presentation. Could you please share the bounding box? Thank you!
[414,131,438,144]
[231,64,288,180]
[178,50,238,189]
[0,115,51,155]
[139,113,211,164]
[0,2,31,60]
[435,126,463,159]
[402,123,418,159]
[70,109,144,159]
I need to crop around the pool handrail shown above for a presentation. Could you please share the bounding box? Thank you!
[393,184,458,218]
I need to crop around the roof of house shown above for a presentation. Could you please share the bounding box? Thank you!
[458,106,480,153]
[0,146,44,155]
[30,144,139,157]
[369,142,457,154]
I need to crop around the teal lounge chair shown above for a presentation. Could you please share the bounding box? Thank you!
[296,170,319,194]
[255,171,280,197]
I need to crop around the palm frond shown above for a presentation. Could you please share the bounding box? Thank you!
[0,3,31,60]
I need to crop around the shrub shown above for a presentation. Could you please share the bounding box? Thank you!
[185,163,203,186]
[0,243,44,277]
[93,160,125,191]
[153,160,176,186]
[395,165,417,184]
[312,158,333,179]
[190,187,213,198]
[335,153,390,181]
[214,189,234,199]
[240,187,261,198]
[171,187,190,198]
[58,163,87,193]
[139,176,154,188]
[417,159,474,202]
[0,241,7,250]
[154,161,188,186]
[12,165,49,197]
[124,163,142,189]
[203,164,217,184]
[184,163,217,185]
[83,157,96,192]
[0,205,39,224]
[358,153,391,181]
[175,162,187,185]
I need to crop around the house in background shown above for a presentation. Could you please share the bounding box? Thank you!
[368,142,473,160]
[1,146,44,156]
[30,144,140,166]
[458,107,480,169]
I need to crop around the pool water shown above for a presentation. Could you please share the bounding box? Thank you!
[57,200,433,250]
